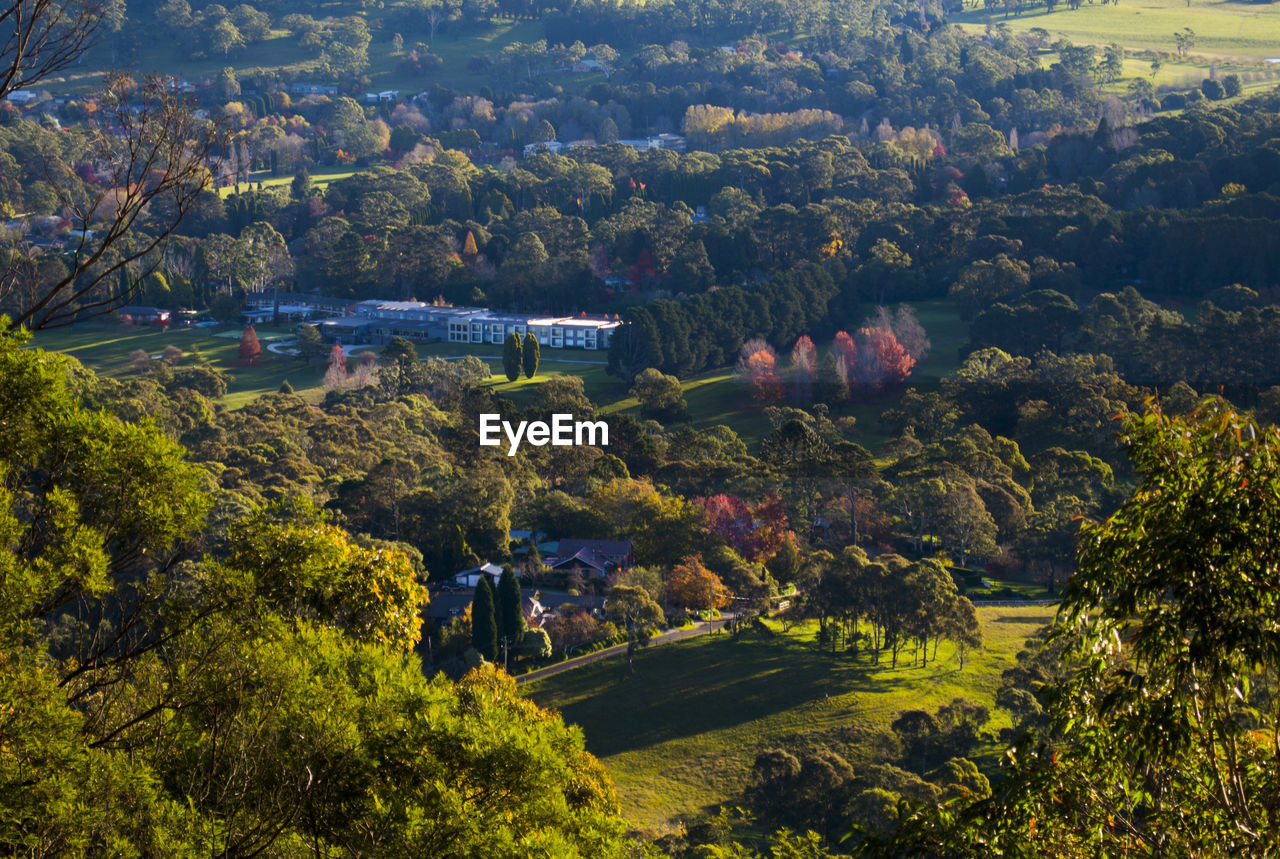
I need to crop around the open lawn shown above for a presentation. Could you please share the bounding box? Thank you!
[26,320,627,411]
[954,0,1280,62]
[218,166,356,198]
[524,604,1053,834]
[43,19,561,98]
[28,320,327,409]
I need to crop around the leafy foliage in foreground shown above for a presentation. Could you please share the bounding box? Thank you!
[0,330,635,856]
[877,400,1280,855]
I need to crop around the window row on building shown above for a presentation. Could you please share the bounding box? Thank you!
[312,300,622,350]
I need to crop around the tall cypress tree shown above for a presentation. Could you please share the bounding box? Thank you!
[471,576,498,662]
[522,332,540,379]
[497,568,526,648]
[502,333,523,382]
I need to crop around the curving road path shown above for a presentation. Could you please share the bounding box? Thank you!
[516,617,728,685]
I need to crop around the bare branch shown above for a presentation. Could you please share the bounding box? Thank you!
[0,73,225,329]
[0,0,104,101]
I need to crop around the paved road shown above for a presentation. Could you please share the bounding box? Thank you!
[517,618,725,685]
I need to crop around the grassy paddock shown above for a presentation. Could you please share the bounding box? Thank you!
[44,19,548,97]
[524,603,1053,833]
[29,320,327,408]
[953,0,1280,62]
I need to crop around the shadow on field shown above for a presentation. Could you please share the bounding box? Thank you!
[533,631,942,758]
[989,614,1055,625]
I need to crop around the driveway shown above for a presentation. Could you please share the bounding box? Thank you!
[516,617,728,685]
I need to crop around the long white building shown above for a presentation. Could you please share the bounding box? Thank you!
[314,300,622,350]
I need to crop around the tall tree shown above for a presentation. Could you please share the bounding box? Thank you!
[604,585,664,674]
[496,568,525,658]
[892,401,1280,853]
[522,332,540,378]
[470,575,498,662]
[502,332,523,383]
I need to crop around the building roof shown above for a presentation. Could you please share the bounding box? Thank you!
[318,317,376,329]
[550,539,634,573]
[457,562,504,577]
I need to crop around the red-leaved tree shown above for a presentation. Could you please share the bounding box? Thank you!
[323,343,348,390]
[833,329,857,367]
[852,325,915,391]
[737,338,783,405]
[698,492,791,561]
[790,335,817,402]
[238,325,262,363]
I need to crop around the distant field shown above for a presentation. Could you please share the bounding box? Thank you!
[42,19,557,97]
[26,320,626,411]
[218,166,356,198]
[29,321,326,409]
[954,0,1280,62]
[524,604,1054,834]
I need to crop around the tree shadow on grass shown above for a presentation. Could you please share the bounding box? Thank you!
[536,632,959,758]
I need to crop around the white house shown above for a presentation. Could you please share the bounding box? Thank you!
[453,562,504,588]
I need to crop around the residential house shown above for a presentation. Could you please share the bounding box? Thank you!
[452,562,504,588]
[547,539,635,578]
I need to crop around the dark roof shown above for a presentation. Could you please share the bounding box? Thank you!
[555,539,633,559]
[550,547,610,572]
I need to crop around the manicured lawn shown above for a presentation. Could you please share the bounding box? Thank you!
[28,320,327,408]
[523,604,1054,834]
[219,166,357,198]
[26,320,625,410]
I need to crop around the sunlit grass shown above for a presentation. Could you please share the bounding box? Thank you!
[524,604,1053,833]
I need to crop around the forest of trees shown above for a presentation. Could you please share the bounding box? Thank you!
[6,0,1280,851]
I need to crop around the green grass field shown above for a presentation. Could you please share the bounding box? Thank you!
[524,604,1053,833]
[28,320,327,409]
[45,19,557,98]
[27,319,625,410]
[955,0,1280,63]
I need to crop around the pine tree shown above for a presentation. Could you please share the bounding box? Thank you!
[471,576,498,662]
[497,569,526,650]
[502,332,523,382]
[522,332,540,378]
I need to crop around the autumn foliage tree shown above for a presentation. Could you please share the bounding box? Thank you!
[665,556,730,612]
[853,324,915,392]
[823,306,925,397]
[238,325,262,363]
[790,334,817,402]
[737,338,783,405]
[698,493,791,562]
[323,342,348,390]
